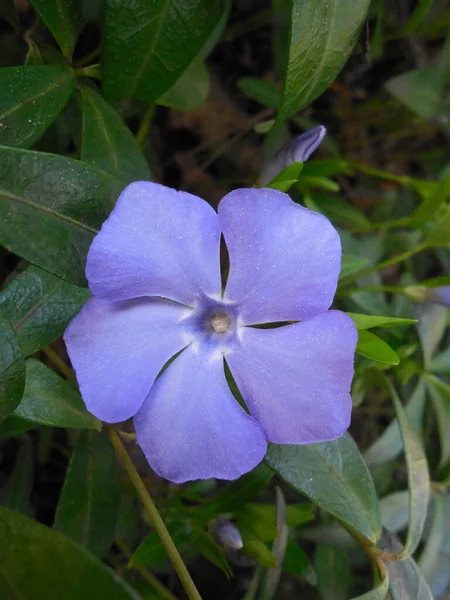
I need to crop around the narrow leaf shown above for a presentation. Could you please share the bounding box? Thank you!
[348,313,417,331]
[356,330,400,365]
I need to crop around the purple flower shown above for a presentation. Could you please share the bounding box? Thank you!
[259,125,326,185]
[427,286,450,307]
[64,183,357,483]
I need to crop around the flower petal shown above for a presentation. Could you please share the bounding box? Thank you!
[218,188,341,324]
[227,311,357,444]
[87,181,221,305]
[134,347,267,483]
[64,297,189,423]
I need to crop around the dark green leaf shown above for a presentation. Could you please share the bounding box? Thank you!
[0,265,89,357]
[54,430,119,558]
[102,0,227,103]
[192,529,232,577]
[411,167,450,224]
[130,518,189,568]
[384,378,430,557]
[282,537,315,583]
[0,66,75,148]
[348,314,417,331]
[0,308,25,421]
[265,434,382,543]
[79,85,151,183]
[425,205,450,246]
[6,359,100,431]
[159,59,210,111]
[0,146,123,286]
[356,330,400,365]
[0,436,33,516]
[28,0,81,58]
[277,0,370,121]
[315,545,350,600]
[0,507,141,599]
[339,255,370,280]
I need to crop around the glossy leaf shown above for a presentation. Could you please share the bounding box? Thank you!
[79,85,151,183]
[0,507,141,599]
[28,0,82,58]
[102,0,227,103]
[365,379,427,467]
[384,377,430,557]
[0,66,75,148]
[159,59,210,111]
[0,265,89,357]
[54,431,119,558]
[0,146,123,286]
[356,330,400,365]
[0,436,33,516]
[5,359,100,431]
[265,434,382,543]
[348,313,417,331]
[0,308,25,421]
[277,0,370,121]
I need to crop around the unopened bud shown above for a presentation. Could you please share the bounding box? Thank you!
[210,518,243,551]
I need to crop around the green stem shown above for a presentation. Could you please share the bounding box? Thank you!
[339,243,428,287]
[350,216,412,234]
[43,346,78,385]
[136,105,154,149]
[107,427,203,600]
[76,64,101,80]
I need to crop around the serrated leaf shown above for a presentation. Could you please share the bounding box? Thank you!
[0,146,123,286]
[79,85,151,184]
[356,330,400,365]
[0,308,25,421]
[277,0,370,122]
[265,433,382,543]
[102,0,227,103]
[0,507,141,599]
[3,359,100,432]
[348,313,417,331]
[0,265,89,357]
[0,66,75,148]
[28,0,82,58]
[54,431,119,558]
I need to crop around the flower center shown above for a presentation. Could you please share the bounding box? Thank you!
[209,311,232,334]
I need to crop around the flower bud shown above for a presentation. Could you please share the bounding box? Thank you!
[210,518,243,551]
[426,286,450,308]
[259,125,326,185]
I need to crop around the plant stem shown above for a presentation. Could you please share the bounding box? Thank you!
[107,426,203,600]
[43,346,78,385]
[136,105,154,149]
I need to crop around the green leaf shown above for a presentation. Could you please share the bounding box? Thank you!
[0,146,123,286]
[383,377,430,557]
[386,68,444,120]
[380,491,410,534]
[0,436,33,516]
[192,529,232,577]
[130,518,188,568]
[418,493,447,595]
[237,77,281,109]
[365,379,427,467]
[202,462,273,516]
[159,59,210,111]
[242,540,277,568]
[430,346,450,375]
[28,0,81,58]
[0,66,76,148]
[0,308,25,421]
[265,433,382,543]
[386,548,433,600]
[54,431,119,558]
[348,313,417,331]
[424,375,450,469]
[102,0,227,103]
[282,537,316,583]
[235,505,278,543]
[339,255,370,280]
[0,506,141,599]
[4,359,100,431]
[356,330,400,365]
[266,162,303,192]
[416,302,448,368]
[79,85,151,184]
[277,0,370,121]
[309,194,369,229]
[315,544,350,600]
[411,167,450,224]
[0,265,89,357]
[351,568,389,599]
[425,205,450,246]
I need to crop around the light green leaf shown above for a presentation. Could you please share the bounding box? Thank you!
[102,0,227,103]
[0,308,25,421]
[0,65,75,148]
[411,167,450,223]
[54,431,119,558]
[266,162,303,192]
[0,146,123,286]
[265,434,382,543]
[242,540,277,568]
[425,205,450,246]
[28,0,82,58]
[159,59,210,111]
[348,313,417,331]
[79,85,151,183]
[277,0,370,121]
[0,265,89,357]
[356,330,400,365]
[0,507,141,599]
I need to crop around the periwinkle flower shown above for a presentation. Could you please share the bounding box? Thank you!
[64,182,357,483]
[427,286,450,307]
[259,125,326,185]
